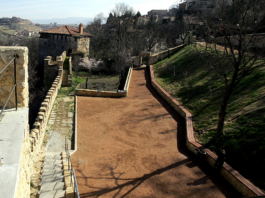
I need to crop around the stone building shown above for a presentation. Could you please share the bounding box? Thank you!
[147,10,168,19]
[38,23,92,83]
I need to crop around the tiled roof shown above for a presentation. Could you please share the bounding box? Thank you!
[39,25,91,36]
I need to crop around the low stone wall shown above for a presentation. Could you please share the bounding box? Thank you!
[149,65,265,197]
[75,89,127,97]
[0,47,29,108]
[149,45,186,65]
[124,67,133,92]
[28,70,63,171]
[75,67,133,98]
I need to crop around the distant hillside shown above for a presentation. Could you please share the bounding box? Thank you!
[31,17,93,25]
[0,17,34,25]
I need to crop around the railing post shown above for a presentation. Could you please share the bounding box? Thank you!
[14,55,17,111]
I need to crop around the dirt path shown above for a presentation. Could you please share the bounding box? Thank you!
[71,67,240,198]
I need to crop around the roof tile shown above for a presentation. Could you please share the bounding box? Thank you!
[39,25,91,36]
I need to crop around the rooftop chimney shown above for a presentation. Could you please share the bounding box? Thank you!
[79,23,83,34]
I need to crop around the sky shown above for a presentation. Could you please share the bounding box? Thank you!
[0,0,180,20]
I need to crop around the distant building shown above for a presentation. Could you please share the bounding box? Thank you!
[38,23,92,82]
[148,10,168,19]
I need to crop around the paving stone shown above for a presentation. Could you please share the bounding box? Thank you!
[68,112,73,117]
[54,189,66,198]
[39,190,57,198]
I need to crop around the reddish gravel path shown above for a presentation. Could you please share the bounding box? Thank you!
[71,67,240,198]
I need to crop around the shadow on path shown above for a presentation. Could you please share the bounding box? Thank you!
[142,67,240,197]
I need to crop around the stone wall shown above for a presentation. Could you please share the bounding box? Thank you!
[149,44,186,65]
[0,47,29,108]
[43,51,66,91]
[77,37,90,57]
[15,123,30,198]
[29,71,63,164]
[149,65,265,197]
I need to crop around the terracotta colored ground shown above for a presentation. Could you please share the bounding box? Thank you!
[71,67,240,198]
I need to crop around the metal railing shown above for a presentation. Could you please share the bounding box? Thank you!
[0,56,17,118]
[65,137,80,198]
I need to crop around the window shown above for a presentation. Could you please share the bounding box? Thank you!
[65,36,67,41]
[54,44,56,48]
[61,36,63,40]
[62,46,64,49]
[44,42,46,45]
[75,37,77,42]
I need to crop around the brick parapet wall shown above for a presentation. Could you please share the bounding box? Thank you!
[149,65,265,197]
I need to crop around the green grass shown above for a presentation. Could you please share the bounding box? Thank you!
[153,44,265,190]
[63,57,70,71]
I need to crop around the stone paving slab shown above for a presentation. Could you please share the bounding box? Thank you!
[42,170,63,176]
[40,189,65,198]
[41,175,64,184]
[54,190,65,198]
[40,182,64,193]
[44,159,62,165]
[43,163,63,169]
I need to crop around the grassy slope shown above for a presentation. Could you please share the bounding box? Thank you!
[153,45,265,190]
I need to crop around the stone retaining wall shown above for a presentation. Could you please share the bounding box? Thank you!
[0,47,29,108]
[149,45,186,65]
[75,67,133,98]
[15,121,30,198]
[149,65,265,197]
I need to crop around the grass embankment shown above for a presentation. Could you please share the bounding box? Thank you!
[153,45,265,190]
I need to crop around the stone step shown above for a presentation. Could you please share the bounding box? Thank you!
[42,172,63,180]
[45,151,62,156]
[44,155,62,162]
[39,189,65,198]
[42,170,63,176]
[45,154,62,160]
[44,159,62,165]
[42,167,63,173]
[43,163,63,169]
[40,182,65,193]
[41,175,64,184]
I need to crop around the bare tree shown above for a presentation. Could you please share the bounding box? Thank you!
[86,13,110,59]
[197,0,265,136]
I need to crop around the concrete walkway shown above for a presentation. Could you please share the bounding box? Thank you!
[71,67,241,198]
[39,95,74,197]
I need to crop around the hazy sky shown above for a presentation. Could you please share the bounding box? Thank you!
[0,0,179,20]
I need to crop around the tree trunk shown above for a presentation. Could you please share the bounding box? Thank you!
[216,67,239,136]
[216,94,229,136]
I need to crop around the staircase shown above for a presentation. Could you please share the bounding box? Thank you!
[62,71,69,86]
[39,151,65,198]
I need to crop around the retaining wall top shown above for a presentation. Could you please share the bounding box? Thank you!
[0,47,29,108]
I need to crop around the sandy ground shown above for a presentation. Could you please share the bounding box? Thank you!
[71,67,240,198]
